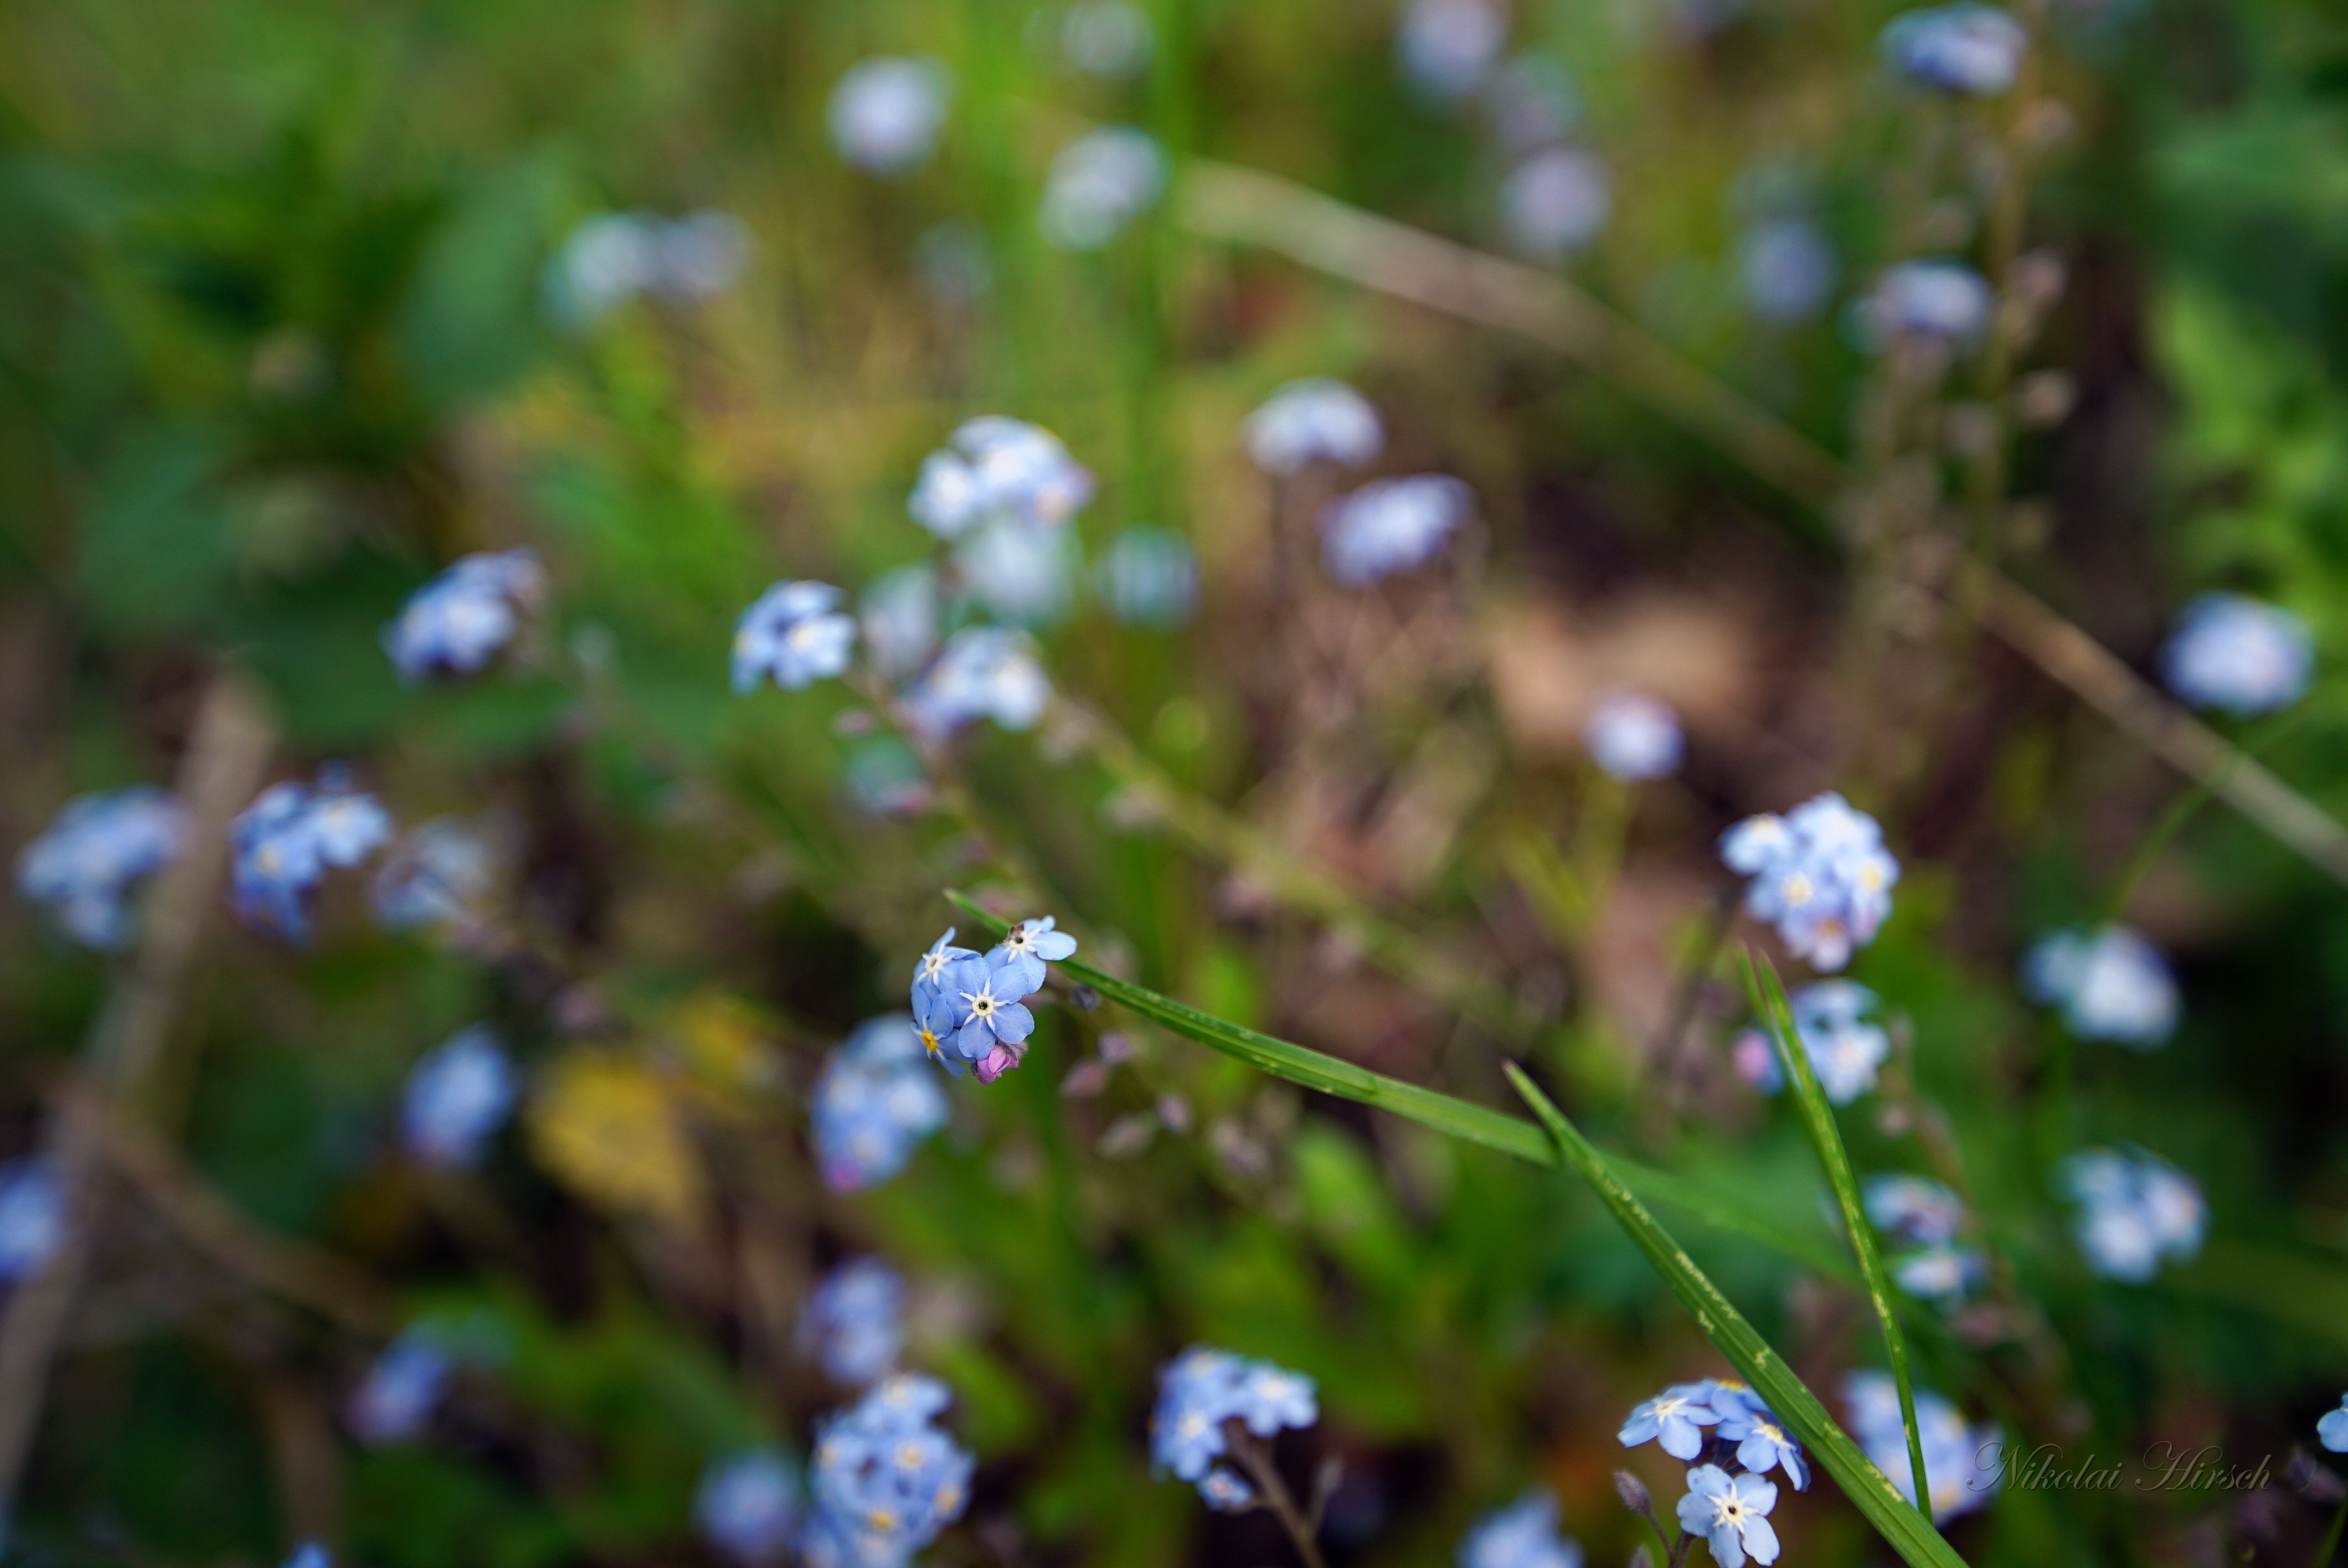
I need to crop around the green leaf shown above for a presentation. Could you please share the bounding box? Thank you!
[1739,951,1934,1524]
[1503,1064,1972,1568]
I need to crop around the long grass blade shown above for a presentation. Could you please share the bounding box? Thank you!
[1503,1064,1970,1568]
[1739,951,1934,1523]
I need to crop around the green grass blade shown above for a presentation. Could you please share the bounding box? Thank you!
[1739,951,1934,1523]
[1505,1063,1971,1568]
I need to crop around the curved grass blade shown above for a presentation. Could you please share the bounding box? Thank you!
[1505,1063,1970,1568]
[1739,950,1934,1523]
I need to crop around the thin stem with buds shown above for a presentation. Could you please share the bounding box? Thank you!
[1223,1423,1330,1568]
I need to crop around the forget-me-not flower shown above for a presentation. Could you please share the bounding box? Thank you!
[382,549,545,681]
[1502,148,1611,260]
[956,517,1079,626]
[828,58,950,176]
[0,1160,66,1282]
[347,1330,454,1444]
[1677,1465,1780,1568]
[2318,1394,2348,1454]
[1322,474,1473,586]
[1712,1385,1809,1490]
[800,1257,906,1386]
[1881,4,2026,95]
[810,1015,951,1192]
[1095,527,1200,628]
[2057,1147,2205,1283]
[1844,1370,2000,1521]
[1784,980,1891,1103]
[1457,1487,1583,1568]
[1397,0,1505,102]
[1892,1244,1987,1304]
[732,580,857,693]
[2160,592,2313,716]
[545,212,752,324]
[1738,218,1837,324]
[1197,1465,1258,1513]
[1618,1380,1724,1461]
[909,417,1094,539]
[1863,1173,1966,1246]
[17,786,183,951]
[231,768,395,942]
[803,1373,973,1567]
[1863,261,1994,346]
[987,916,1079,996]
[2020,925,2179,1047]
[281,1545,329,1568]
[401,1025,519,1170]
[1150,1347,1319,1503]
[1719,791,1899,972]
[932,953,1039,1082]
[900,627,1053,737]
[1583,692,1684,781]
[1244,379,1385,475]
[1041,127,1166,250]
[695,1448,801,1566]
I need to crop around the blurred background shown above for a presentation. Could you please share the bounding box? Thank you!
[7,0,2348,1564]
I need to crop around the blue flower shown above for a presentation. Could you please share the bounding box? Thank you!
[912,928,979,1009]
[382,549,544,681]
[1502,147,1611,260]
[1150,1347,1319,1502]
[955,516,1079,625]
[545,213,749,326]
[934,953,1038,1082]
[2056,1148,2204,1283]
[346,1331,454,1444]
[1842,1370,2000,1521]
[281,1545,331,1568]
[695,1448,801,1566]
[1712,1387,1809,1490]
[1676,1465,1780,1568]
[1891,1244,1987,1304]
[900,626,1054,738]
[1095,527,1201,628]
[909,417,1094,540]
[1321,474,1474,586]
[1718,792,1898,972]
[810,1016,950,1192]
[0,1160,66,1282]
[2319,1395,2348,1454]
[1396,0,1504,102]
[1041,127,1166,250]
[1738,218,1836,324]
[1862,1174,1966,1246]
[1583,692,1683,781]
[1881,4,2025,95]
[231,768,395,942]
[828,59,949,177]
[804,1375,973,1566]
[401,1025,519,1170]
[1864,261,1994,345]
[1198,1465,1258,1513]
[1617,1381,1723,1461]
[1060,0,1155,77]
[2160,592,2313,717]
[1786,981,1890,1103]
[16,786,183,950]
[801,1258,906,1386]
[733,581,857,693]
[987,916,1079,996]
[2020,925,2179,1047]
[1458,1488,1583,1568]
[1244,380,1384,475]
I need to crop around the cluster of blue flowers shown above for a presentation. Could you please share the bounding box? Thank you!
[1619,1379,1803,1568]
[2020,924,2180,1047]
[810,1015,952,1192]
[695,1448,802,1566]
[545,210,750,326]
[801,1374,975,1568]
[1321,474,1475,587]
[1583,692,1685,782]
[1457,1488,1583,1568]
[382,549,545,682]
[1732,981,1888,1103]
[1149,1346,1320,1513]
[2160,592,2313,717]
[1863,1173,1985,1305]
[1842,1371,2000,1523]
[1245,379,1386,475]
[230,766,397,942]
[2056,1147,2206,1283]
[400,1025,519,1170]
[909,919,1077,1083]
[800,1257,906,1386]
[0,1159,65,1282]
[1880,3,2026,96]
[16,786,182,950]
[733,581,859,693]
[1719,792,1899,972]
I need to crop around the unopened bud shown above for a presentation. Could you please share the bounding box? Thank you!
[1615,1469,1654,1518]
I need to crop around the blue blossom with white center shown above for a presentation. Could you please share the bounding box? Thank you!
[1583,692,1683,781]
[695,1448,801,1566]
[1244,379,1386,475]
[2160,592,2313,716]
[231,767,395,942]
[1060,0,1154,77]
[1712,1386,1809,1490]
[1197,1466,1257,1513]
[1502,147,1611,260]
[382,548,545,681]
[2319,1394,2348,1454]
[346,1330,453,1444]
[912,929,980,1013]
[1719,791,1899,972]
[17,786,183,950]
[1095,527,1200,628]
[1397,0,1505,102]
[372,815,503,936]
[401,1025,518,1170]
[732,580,857,693]
[1150,1347,1319,1502]
[1618,1380,1724,1461]
[2056,1147,2205,1283]
[859,565,940,681]
[1863,260,1994,346]
[828,58,950,176]
[1322,474,1473,586]
[1863,1173,1966,1245]
[1457,1488,1583,1568]
[1843,1370,2000,1521]
[1881,4,2026,95]
[1484,55,1581,154]
[804,1374,973,1568]
[800,1258,906,1386]
[933,953,1039,1083]
[987,916,1079,996]
[810,1016,951,1193]
[1041,127,1166,250]
[1676,1465,1780,1568]
[0,1160,66,1282]
[1780,980,1891,1103]
[2020,925,2179,1047]
[1892,1244,1987,1303]
[901,627,1053,738]
[1737,218,1837,324]
[956,517,1079,626]
[909,417,1095,539]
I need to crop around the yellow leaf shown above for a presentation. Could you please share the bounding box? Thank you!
[663,988,780,1098]
[528,1051,704,1223]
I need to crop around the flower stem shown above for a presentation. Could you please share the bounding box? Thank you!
[1225,1426,1330,1568]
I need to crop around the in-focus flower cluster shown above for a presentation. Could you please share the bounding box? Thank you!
[2020,924,2179,1047]
[1880,4,2026,96]
[2057,1147,2206,1283]
[1458,1488,1583,1568]
[2160,592,2313,716]
[1719,792,1899,971]
[382,549,545,682]
[801,1374,974,1568]
[401,1025,519,1170]
[829,58,950,176]
[231,767,396,942]
[17,786,183,950]
[909,919,1076,1082]
[810,1015,951,1192]
[547,210,750,325]
[800,1257,905,1387]
[1149,1346,1320,1513]
[1619,1380,1803,1568]
[1843,1370,2000,1523]
[695,1448,802,1567]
